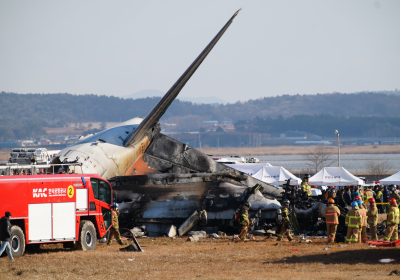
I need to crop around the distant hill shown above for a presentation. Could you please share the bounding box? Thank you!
[124,89,228,104]
[1,91,400,140]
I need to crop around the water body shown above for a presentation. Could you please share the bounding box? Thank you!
[245,154,400,174]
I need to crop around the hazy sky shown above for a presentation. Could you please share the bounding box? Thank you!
[1,1,399,103]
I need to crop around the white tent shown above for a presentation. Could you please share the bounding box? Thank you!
[379,171,400,185]
[309,167,364,186]
[225,163,273,176]
[226,163,301,185]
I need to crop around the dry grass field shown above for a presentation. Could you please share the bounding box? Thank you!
[202,145,400,156]
[1,237,400,279]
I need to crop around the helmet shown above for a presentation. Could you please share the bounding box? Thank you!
[354,196,361,201]
[368,198,375,204]
[389,185,395,191]
[390,198,397,206]
[242,209,248,215]
[244,202,251,209]
[351,201,358,208]
[282,199,290,206]
[357,200,362,206]
[303,174,310,179]
[112,202,119,209]
[328,198,335,204]
[329,189,337,194]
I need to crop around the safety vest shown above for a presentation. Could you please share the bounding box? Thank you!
[324,204,340,224]
[367,205,378,225]
[301,182,312,196]
[345,207,362,228]
[387,206,400,225]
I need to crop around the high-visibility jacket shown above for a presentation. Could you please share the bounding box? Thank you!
[324,204,340,224]
[387,206,400,225]
[367,205,378,225]
[376,191,383,203]
[365,190,373,201]
[345,207,362,228]
[239,212,249,226]
[301,182,312,196]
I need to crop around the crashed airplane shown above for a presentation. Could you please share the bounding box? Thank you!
[52,9,282,236]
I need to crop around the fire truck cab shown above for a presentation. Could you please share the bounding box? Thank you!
[0,174,113,256]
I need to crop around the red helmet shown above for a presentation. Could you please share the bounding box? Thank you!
[368,198,375,204]
[328,198,335,204]
[390,198,397,205]
[354,196,361,201]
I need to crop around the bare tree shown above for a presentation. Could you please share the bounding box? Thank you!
[365,156,393,176]
[303,145,336,173]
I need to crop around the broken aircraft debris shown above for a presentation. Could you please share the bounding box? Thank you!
[50,10,282,236]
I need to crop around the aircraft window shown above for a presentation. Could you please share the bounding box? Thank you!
[219,193,229,198]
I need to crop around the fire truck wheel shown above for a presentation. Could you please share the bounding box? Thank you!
[77,221,97,251]
[10,226,25,257]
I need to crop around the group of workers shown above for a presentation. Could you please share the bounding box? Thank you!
[344,195,398,243]
[275,174,400,244]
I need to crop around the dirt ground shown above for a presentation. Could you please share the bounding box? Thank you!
[1,237,400,279]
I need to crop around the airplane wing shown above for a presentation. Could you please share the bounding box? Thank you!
[124,9,241,147]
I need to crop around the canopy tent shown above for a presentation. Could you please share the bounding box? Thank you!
[225,163,273,176]
[226,163,301,185]
[309,167,364,186]
[379,171,400,185]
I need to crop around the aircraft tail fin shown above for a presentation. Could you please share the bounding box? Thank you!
[124,9,241,147]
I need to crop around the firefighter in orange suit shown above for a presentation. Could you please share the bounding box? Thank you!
[384,198,399,241]
[324,198,340,243]
[345,201,362,243]
[367,198,378,240]
[107,203,126,246]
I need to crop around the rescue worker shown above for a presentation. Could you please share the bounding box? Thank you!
[383,186,389,213]
[324,198,340,243]
[276,199,293,242]
[384,198,399,241]
[375,186,383,213]
[107,203,126,246]
[356,200,368,243]
[364,187,374,201]
[300,174,312,198]
[0,211,14,261]
[367,198,378,240]
[238,202,251,241]
[345,201,362,244]
[343,187,352,205]
[389,185,400,204]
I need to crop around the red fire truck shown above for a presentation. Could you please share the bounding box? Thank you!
[0,174,113,256]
